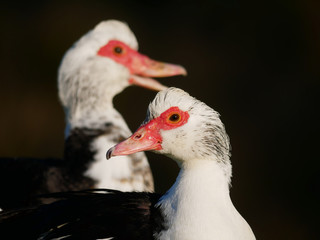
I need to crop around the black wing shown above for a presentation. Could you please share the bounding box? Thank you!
[0,189,164,240]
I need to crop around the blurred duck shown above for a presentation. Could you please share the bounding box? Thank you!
[0,88,255,240]
[0,20,186,209]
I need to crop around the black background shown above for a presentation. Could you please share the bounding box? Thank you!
[0,0,318,239]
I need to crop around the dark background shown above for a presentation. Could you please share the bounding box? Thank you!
[0,0,318,239]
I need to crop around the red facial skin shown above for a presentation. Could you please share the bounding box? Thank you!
[97,40,187,91]
[98,40,146,75]
[107,107,190,159]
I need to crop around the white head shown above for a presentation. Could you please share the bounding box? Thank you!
[108,88,231,174]
[59,20,136,115]
[58,20,186,130]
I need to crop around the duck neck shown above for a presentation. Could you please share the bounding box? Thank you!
[61,60,130,136]
[64,102,126,137]
[158,159,232,216]
[155,158,254,240]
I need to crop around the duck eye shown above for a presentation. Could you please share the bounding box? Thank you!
[169,113,181,123]
[113,46,123,55]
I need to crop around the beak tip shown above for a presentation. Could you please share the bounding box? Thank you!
[174,65,187,76]
[106,147,115,160]
[181,68,187,76]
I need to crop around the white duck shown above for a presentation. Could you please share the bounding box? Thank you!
[0,88,255,240]
[108,87,255,240]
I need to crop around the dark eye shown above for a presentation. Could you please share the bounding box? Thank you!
[114,46,123,54]
[169,113,180,122]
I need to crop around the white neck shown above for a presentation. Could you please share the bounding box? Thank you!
[60,57,130,133]
[155,159,255,240]
[65,102,125,135]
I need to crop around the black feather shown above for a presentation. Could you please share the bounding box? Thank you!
[0,189,164,240]
[0,126,115,210]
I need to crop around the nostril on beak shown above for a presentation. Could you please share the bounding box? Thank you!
[134,134,142,140]
[106,147,115,160]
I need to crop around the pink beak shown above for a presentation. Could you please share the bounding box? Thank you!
[98,40,187,92]
[106,122,162,159]
[128,54,187,91]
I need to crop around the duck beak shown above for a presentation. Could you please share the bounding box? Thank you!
[129,75,168,91]
[98,40,187,92]
[106,122,162,160]
[130,55,187,77]
[129,53,187,91]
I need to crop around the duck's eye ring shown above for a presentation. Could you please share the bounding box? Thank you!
[113,46,123,55]
[168,113,181,123]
